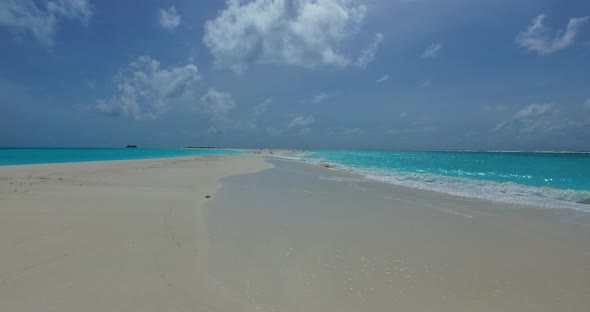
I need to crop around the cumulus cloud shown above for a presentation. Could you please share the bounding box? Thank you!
[96,56,200,120]
[515,14,589,56]
[376,74,389,84]
[356,33,384,68]
[203,0,368,73]
[158,6,180,31]
[0,0,92,45]
[421,43,442,58]
[203,95,273,135]
[199,88,236,115]
[288,115,315,128]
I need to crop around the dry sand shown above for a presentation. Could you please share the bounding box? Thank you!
[1,154,589,312]
[0,154,271,312]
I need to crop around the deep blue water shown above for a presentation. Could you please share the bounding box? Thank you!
[303,150,590,210]
[0,148,244,166]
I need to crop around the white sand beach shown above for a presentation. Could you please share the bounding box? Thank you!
[0,154,271,312]
[1,154,589,311]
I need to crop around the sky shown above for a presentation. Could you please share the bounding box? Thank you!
[1,0,589,151]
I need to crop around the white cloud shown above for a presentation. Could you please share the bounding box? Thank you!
[356,33,384,68]
[584,99,590,110]
[492,103,558,133]
[0,0,92,46]
[515,14,589,56]
[203,95,274,135]
[199,88,236,115]
[203,0,368,73]
[421,79,432,87]
[47,0,91,21]
[400,111,408,118]
[251,98,272,117]
[513,103,552,119]
[288,115,315,128]
[260,113,318,136]
[421,43,442,58]
[96,56,200,120]
[376,74,389,84]
[310,92,329,104]
[158,6,180,31]
[492,103,587,138]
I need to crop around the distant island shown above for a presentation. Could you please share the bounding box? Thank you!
[126,145,138,148]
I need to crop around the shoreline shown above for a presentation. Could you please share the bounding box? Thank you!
[276,152,590,213]
[0,148,245,167]
[269,156,590,225]
[203,157,590,311]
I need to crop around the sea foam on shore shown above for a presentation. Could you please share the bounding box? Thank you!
[275,150,590,212]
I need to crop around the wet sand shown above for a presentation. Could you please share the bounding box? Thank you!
[204,158,590,311]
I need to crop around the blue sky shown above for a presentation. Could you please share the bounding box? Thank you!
[1,0,589,150]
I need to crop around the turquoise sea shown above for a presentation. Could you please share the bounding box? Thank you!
[301,150,590,211]
[0,148,243,166]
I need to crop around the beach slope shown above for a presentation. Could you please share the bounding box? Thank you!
[204,158,590,312]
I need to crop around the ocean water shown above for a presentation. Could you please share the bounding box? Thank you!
[302,150,590,211]
[0,148,243,166]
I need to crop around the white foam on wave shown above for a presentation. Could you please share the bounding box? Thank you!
[299,157,590,212]
[267,151,311,161]
[271,155,305,161]
[363,170,590,212]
